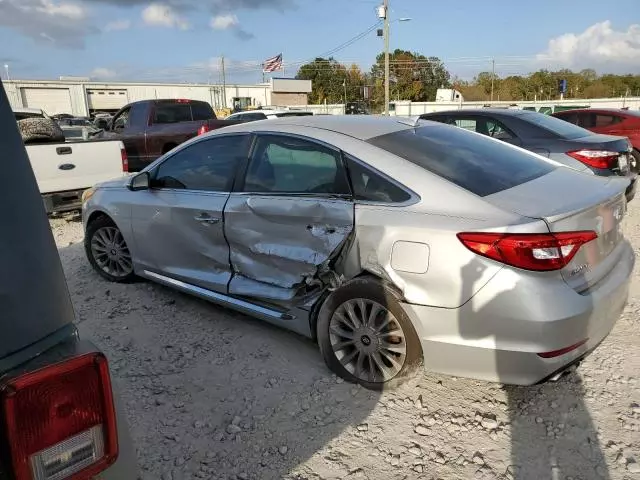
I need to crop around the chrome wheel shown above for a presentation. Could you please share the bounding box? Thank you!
[329,298,407,383]
[90,226,133,278]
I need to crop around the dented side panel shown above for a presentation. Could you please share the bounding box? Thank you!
[224,194,354,303]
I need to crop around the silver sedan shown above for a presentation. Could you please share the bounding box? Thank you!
[82,115,634,389]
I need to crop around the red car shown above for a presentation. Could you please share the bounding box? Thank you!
[553,108,640,172]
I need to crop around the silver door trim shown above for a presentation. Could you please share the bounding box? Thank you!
[142,270,294,320]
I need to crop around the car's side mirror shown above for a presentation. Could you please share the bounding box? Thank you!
[129,172,150,191]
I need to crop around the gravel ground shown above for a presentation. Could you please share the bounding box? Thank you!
[50,205,640,480]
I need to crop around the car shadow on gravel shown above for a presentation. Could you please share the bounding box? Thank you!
[458,258,609,480]
[59,241,383,480]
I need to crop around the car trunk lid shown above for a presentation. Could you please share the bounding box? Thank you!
[486,167,629,291]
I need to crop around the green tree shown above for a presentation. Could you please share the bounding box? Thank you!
[370,49,451,105]
[296,57,348,104]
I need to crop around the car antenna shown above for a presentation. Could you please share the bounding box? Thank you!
[396,115,422,128]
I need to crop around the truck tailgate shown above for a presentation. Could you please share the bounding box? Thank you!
[27,140,126,194]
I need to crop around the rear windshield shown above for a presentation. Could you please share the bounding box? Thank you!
[274,112,314,118]
[191,102,215,120]
[518,111,594,139]
[367,124,555,197]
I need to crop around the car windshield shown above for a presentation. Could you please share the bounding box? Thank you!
[368,123,555,196]
[518,111,594,139]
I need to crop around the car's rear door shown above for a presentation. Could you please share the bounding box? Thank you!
[130,133,251,293]
[224,132,354,304]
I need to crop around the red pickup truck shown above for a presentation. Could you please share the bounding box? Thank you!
[102,99,237,171]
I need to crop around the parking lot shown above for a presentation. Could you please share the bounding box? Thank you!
[51,207,640,480]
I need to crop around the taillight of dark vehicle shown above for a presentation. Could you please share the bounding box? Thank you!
[121,147,129,173]
[566,149,620,169]
[197,123,211,136]
[1,353,118,480]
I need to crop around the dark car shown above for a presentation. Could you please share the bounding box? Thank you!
[102,99,239,171]
[552,108,640,172]
[0,85,138,478]
[420,109,636,201]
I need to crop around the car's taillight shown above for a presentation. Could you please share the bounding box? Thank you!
[197,123,210,136]
[1,353,118,480]
[457,231,598,271]
[120,147,128,173]
[566,149,619,169]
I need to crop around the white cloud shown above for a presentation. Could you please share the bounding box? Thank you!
[0,0,93,47]
[142,3,189,30]
[210,14,238,30]
[90,67,118,79]
[104,19,131,31]
[537,21,640,72]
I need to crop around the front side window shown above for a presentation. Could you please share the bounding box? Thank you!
[128,103,148,127]
[243,135,349,194]
[153,135,250,191]
[112,108,130,130]
[367,124,555,197]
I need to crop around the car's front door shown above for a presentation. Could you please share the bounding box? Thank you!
[224,133,355,305]
[130,133,251,293]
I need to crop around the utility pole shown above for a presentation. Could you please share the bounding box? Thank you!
[343,78,347,107]
[383,0,390,116]
[221,56,227,108]
[490,58,495,102]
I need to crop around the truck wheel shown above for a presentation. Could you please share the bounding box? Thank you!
[85,216,136,283]
[316,277,422,390]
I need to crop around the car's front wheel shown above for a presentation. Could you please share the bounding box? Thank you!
[85,215,136,283]
[317,277,422,390]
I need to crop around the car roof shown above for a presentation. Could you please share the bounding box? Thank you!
[215,114,421,140]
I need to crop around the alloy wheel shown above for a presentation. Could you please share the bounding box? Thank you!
[90,226,133,278]
[329,298,407,383]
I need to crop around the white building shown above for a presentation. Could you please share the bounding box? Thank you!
[2,77,312,117]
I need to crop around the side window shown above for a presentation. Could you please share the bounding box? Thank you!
[453,118,478,132]
[595,114,617,127]
[346,156,411,203]
[128,103,148,127]
[578,113,595,128]
[486,120,516,140]
[191,102,214,121]
[153,103,192,124]
[153,135,249,191]
[112,108,130,131]
[244,135,349,194]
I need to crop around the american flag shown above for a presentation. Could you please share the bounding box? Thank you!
[263,53,283,73]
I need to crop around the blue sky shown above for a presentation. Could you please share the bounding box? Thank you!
[1,0,639,84]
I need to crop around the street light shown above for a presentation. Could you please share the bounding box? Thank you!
[379,2,411,116]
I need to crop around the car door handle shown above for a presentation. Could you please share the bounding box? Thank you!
[56,146,72,155]
[194,214,220,225]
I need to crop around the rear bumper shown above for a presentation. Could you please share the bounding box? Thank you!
[401,240,634,385]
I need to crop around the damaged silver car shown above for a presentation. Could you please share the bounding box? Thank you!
[83,115,634,389]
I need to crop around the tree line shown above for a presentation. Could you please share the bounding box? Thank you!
[295,52,640,108]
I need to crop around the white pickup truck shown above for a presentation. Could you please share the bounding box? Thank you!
[13,108,128,213]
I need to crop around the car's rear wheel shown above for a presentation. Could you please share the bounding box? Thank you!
[317,277,422,390]
[85,216,136,283]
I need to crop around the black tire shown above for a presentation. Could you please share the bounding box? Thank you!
[317,276,422,390]
[85,215,137,283]
[631,149,640,174]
